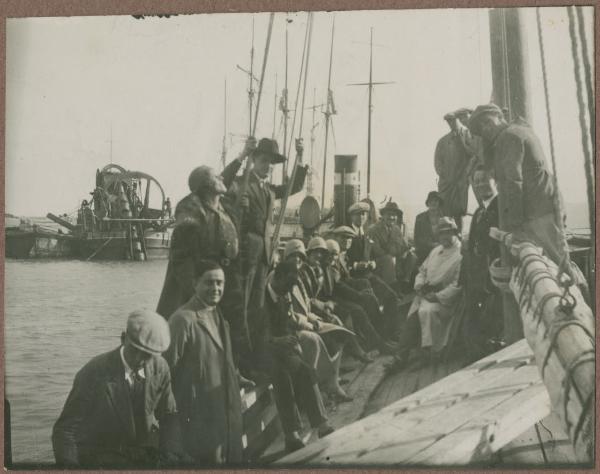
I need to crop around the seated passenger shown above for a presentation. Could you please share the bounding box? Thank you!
[387,217,463,373]
[346,202,402,334]
[264,260,335,453]
[368,201,417,293]
[414,191,444,266]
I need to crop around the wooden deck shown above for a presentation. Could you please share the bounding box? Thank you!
[276,339,558,467]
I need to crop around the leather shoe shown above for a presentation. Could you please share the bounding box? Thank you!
[318,422,335,438]
[285,433,306,453]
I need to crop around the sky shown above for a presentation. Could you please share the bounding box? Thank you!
[6,7,594,229]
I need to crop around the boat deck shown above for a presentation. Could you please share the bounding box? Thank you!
[275,339,576,467]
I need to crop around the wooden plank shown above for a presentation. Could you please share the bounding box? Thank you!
[277,341,540,466]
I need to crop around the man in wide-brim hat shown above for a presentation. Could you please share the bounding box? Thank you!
[224,137,308,355]
[368,201,416,294]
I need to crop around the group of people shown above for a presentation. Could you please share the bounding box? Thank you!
[52,102,588,468]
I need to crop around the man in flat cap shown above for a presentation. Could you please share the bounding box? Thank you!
[52,310,180,468]
[225,137,307,356]
[165,259,243,465]
[346,201,402,338]
[468,103,588,295]
[434,107,479,231]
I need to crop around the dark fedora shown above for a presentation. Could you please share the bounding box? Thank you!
[425,191,443,207]
[379,201,403,220]
[251,138,287,164]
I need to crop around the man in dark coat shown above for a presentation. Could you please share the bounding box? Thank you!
[164,260,243,465]
[413,191,444,266]
[225,137,307,351]
[460,168,503,359]
[368,201,416,292]
[264,259,334,453]
[468,103,588,293]
[434,107,477,231]
[52,310,180,468]
[156,138,255,320]
[346,202,401,334]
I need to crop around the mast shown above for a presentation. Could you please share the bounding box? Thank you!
[307,87,318,195]
[282,18,290,181]
[348,28,394,198]
[321,16,335,209]
[367,27,373,196]
[272,74,278,140]
[221,79,227,170]
[249,17,255,135]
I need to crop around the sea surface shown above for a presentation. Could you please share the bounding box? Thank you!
[5,259,168,464]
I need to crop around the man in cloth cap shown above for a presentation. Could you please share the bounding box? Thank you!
[164,259,243,465]
[434,107,479,231]
[413,191,444,266]
[467,103,588,296]
[368,201,417,293]
[387,217,463,373]
[225,137,307,353]
[52,310,181,468]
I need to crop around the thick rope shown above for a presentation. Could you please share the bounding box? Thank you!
[574,7,595,156]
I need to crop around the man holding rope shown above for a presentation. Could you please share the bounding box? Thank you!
[225,137,308,370]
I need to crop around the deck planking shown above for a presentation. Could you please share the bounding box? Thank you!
[277,339,555,467]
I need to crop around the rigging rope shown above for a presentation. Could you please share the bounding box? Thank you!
[536,8,576,308]
[285,13,311,163]
[568,6,595,235]
[500,9,512,119]
[575,7,595,151]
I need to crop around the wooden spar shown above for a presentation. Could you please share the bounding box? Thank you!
[282,18,290,181]
[488,8,530,343]
[249,17,255,134]
[321,16,335,210]
[221,79,227,170]
[46,213,76,232]
[347,28,394,197]
[489,227,594,462]
[271,12,314,264]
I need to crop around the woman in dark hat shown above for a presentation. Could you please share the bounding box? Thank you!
[413,191,444,266]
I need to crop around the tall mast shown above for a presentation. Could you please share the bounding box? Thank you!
[272,74,278,140]
[321,16,335,209]
[348,27,394,198]
[367,28,373,196]
[282,18,290,181]
[249,17,255,135]
[221,79,227,170]
[307,87,317,195]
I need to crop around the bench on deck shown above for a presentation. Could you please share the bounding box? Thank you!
[241,383,281,462]
[277,339,554,466]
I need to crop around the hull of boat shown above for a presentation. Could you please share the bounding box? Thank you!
[73,228,172,260]
[5,230,74,259]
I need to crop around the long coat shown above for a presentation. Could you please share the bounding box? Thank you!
[434,131,472,217]
[368,220,410,283]
[52,348,179,468]
[491,122,558,231]
[226,165,307,265]
[164,297,243,464]
[156,194,239,318]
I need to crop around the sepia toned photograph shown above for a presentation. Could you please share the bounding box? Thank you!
[4,4,595,469]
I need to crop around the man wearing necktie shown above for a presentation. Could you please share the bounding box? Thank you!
[52,310,181,468]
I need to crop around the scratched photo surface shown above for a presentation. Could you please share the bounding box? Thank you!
[5,6,595,468]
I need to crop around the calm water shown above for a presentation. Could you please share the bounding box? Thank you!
[5,259,168,464]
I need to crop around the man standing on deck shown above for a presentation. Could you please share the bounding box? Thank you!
[467,103,588,294]
[224,137,307,355]
[52,311,181,468]
[460,167,503,359]
[434,108,478,231]
[413,191,444,267]
[164,260,243,465]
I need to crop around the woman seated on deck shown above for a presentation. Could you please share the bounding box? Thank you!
[281,238,355,402]
[386,217,463,373]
